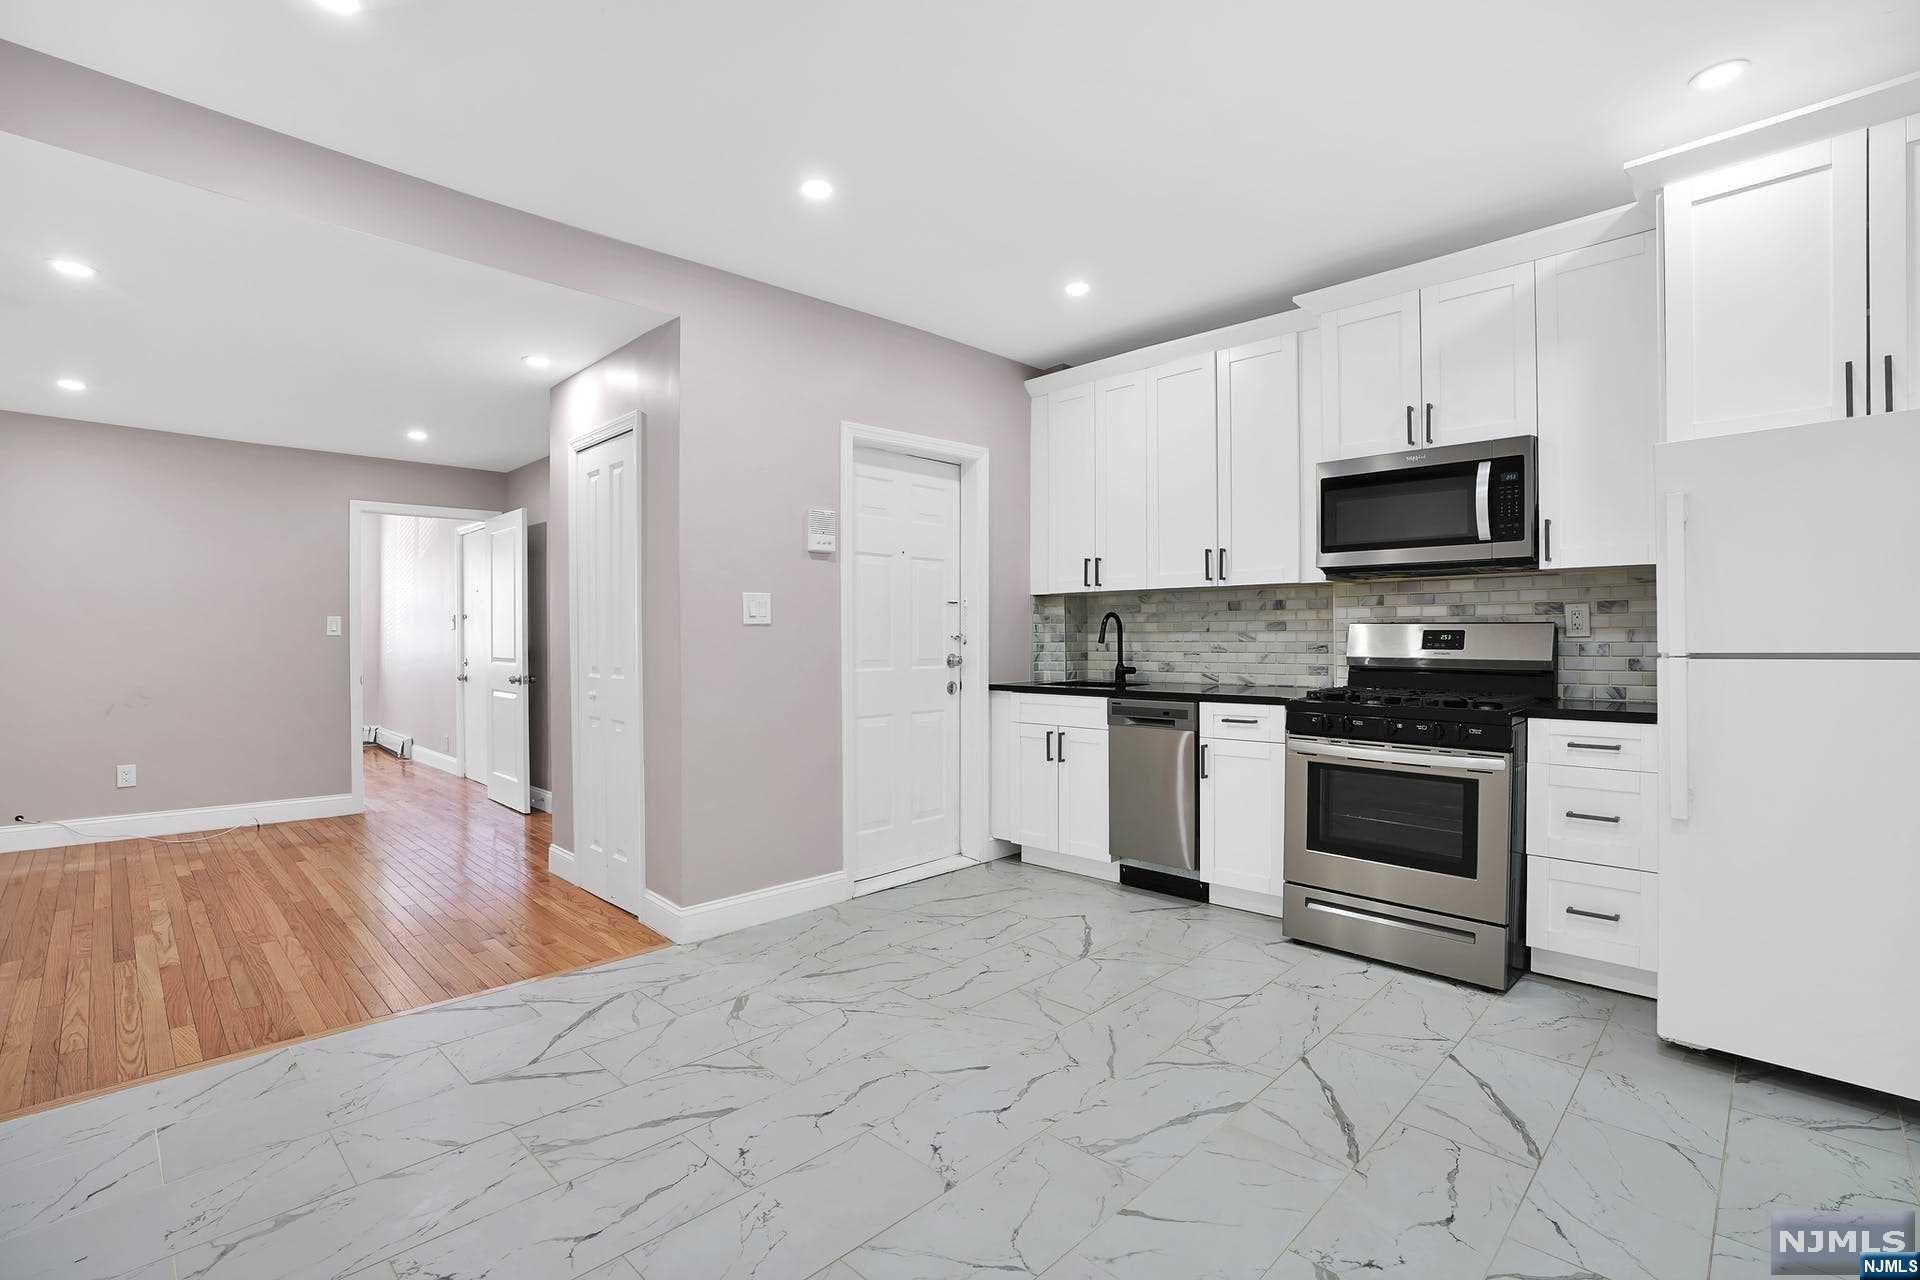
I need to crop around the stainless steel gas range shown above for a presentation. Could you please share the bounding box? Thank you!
[1281,622,1557,990]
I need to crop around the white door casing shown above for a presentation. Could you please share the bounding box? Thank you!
[481,507,532,814]
[850,448,963,881]
[459,526,492,783]
[569,426,643,912]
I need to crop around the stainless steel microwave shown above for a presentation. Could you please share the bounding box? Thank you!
[1315,436,1537,577]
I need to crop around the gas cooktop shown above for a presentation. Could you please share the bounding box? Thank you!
[1298,686,1548,714]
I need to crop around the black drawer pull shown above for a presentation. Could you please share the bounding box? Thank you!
[1566,741,1622,752]
[1566,906,1622,923]
[1565,811,1622,824]
[1220,716,1260,725]
[1044,730,1054,762]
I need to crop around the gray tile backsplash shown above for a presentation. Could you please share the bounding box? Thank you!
[1032,566,1655,704]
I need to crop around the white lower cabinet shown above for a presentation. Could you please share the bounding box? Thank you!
[1199,735,1284,897]
[1528,858,1659,973]
[989,691,1016,841]
[1004,697,1109,867]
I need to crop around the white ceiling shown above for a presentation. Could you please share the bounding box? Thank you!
[2,2,1917,369]
[0,131,662,470]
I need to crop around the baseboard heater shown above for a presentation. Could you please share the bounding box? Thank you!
[367,726,414,759]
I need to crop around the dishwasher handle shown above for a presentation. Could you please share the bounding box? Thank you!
[1107,698,1197,730]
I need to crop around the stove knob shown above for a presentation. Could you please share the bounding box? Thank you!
[1343,716,1367,735]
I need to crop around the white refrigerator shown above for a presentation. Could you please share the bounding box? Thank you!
[1656,409,1920,1101]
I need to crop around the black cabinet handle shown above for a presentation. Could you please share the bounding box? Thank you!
[1220,716,1259,724]
[1083,557,1091,588]
[1094,556,1102,587]
[1846,360,1855,417]
[1543,517,1552,563]
[1044,730,1053,762]
[1217,547,1227,580]
[1888,354,1896,413]
[1565,811,1623,824]
[1057,732,1067,764]
[1204,548,1213,581]
[1566,906,1622,923]
[1405,405,1415,447]
[1567,741,1622,752]
[1424,402,1434,444]
[1200,743,1209,779]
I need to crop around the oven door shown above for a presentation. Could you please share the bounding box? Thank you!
[1284,737,1512,924]
[1316,436,1535,574]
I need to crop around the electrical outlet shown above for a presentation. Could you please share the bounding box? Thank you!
[1565,602,1592,639]
[326,615,342,636]
[116,764,137,789]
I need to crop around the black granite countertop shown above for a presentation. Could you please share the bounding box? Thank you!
[991,681,1657,722]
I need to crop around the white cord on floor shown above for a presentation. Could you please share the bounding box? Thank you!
[10,816,262,846]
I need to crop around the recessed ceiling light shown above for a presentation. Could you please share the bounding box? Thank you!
[1064,280,1091,299]
[1688,58,1749,91]
[406,428,429,442]
[313,0,363,15]
[55,377,87,392]
[798,177,835,202]
[522,354,553,370]
[48,258,97,280]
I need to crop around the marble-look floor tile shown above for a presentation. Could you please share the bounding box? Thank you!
[1154,954,1284,1004]
[1231,1033,1433,1169]
[586,992,808,1084]
[1199,934,1305,973]
[1568,1023,1735,1158]
[1331,977,1489,1073]
[1074,1122,1345,1280]
[1056,986,1216,1080]
[1728,1061,1908,1154]
[388,1138,740,1280]
[302,992,542,1061]
[1706,1233,1771,1280]
[1287,1123,1533,1280]
[898,909,1051,964]
[1023,954,1175,1014]
[695,901,940,964]
[1486,1237,1616,1279]
[765,948,951,1005]
[436,983,679,1082]
[875,1002,1062,1075]
[1181,980,1368,1075]
[1468,978,1613,1067]
[333,1050,625,1181]
[844,1134,1142,1280]
[629,1133,944,1280]
[0,1132,352,1280]
[895,942,1064,1009]
[170,1130,555,1280]
[737,998,945,1081]
[1401,1038,1582,1165]
[602,948,789,1015]
[0,1124,159,1240]
[1049,1046,1272,1180]
[1607,994,1658,1037]
[1714,1109,1919,1242]
[1272,949,1395,1003]
[1507,1112,1719,1280]
[512,1050,784,1182]
[692,1051,936,1185]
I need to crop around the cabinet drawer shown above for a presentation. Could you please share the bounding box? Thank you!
[1535,720,1658,772]
[1527,764,1657,872]
[1016,695,1109,730]
[1528,857,1657,971]
[1202,702,1285,742]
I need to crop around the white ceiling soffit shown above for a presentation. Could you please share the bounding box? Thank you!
[2,2,1916,370]
[0,132,664,470]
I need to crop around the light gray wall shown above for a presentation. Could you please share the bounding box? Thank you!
[0,43,1036,908]
[0,411,507,821]
[504,456,552,792]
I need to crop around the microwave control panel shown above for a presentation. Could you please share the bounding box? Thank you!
[1488,462,1527,542]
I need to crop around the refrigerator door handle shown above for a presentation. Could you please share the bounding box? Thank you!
[1666,659,1690,822]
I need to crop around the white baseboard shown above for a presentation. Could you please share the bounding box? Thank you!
[636,869,852,944]
[1208,883,1284,919]
[1017,845,1120,882]
[852,854,978,897]
[547,842,577,879]
[1530,948,1659,999]
[1,793,361,855]
[410,745,459,777]
[530,787,553,813]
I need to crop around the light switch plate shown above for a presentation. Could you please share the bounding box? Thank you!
[116,764,136,789]
[326,615,342,636]
[1565,602,1592,639]
[742,592,772,625]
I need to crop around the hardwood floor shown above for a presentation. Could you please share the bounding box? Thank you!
[0,747,669,1122]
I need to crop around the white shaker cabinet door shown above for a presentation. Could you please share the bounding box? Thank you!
[1057,725,1110,864]
[1048,383,1097,593]
[1028,396,1051,594]
[1663,131,1868,440]
[1535,232,1659,570]
[1014,722,1061,852]
[1199,736,1284,896]
[1319,291,1422,460]
[1418,262,1537,447]
[1215,334,1301,587]
[1868,114,1920,417]
[1094,372,1149,592]
[1144,353,1220,589]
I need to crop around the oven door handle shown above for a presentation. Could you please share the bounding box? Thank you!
[1288,742,1508,773]
[1473,459,1492,542]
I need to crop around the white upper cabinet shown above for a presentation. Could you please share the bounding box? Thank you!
[1663,131,1868,440]
[1418,263,1538,446]
[1028,396,1051,594]
[1296,327,1327,584]
[1047,382,1097,592]
[1320,291,1423,458]
[1868,115,1920,417]
[1535,232,1659,569]
[1216,335,1302,586]
[1095,372,1148,591]
[1144,353,1221,588]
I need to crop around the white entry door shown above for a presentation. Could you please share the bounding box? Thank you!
[849,448,962,881]
[459,526,492,784]
[570,429,642,912]
[480,507,532,814]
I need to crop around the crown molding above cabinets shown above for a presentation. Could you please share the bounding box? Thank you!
[1024,309,1315,397]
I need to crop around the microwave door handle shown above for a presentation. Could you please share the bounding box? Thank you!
[1474,460,1492,542]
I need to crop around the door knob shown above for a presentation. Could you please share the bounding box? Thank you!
[456,674,468,683]
[946,654,963,668]
[508,674,537,685]
[946,680,958,695]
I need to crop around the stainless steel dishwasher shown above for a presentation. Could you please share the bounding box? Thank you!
[1106,697,1200,874]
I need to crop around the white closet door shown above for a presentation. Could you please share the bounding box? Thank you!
[571,431,642,911]
[480,507,531,815]
[1664,131,1868,440]
[1144,353,1219,588]
[1216,334,1301,586]
[1868,115,1919,416]
[849,449,963,881]
[1419,262,1537,446]
[1094,372,1148,591]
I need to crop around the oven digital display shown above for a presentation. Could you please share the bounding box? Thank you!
[1421,629,1466,650]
